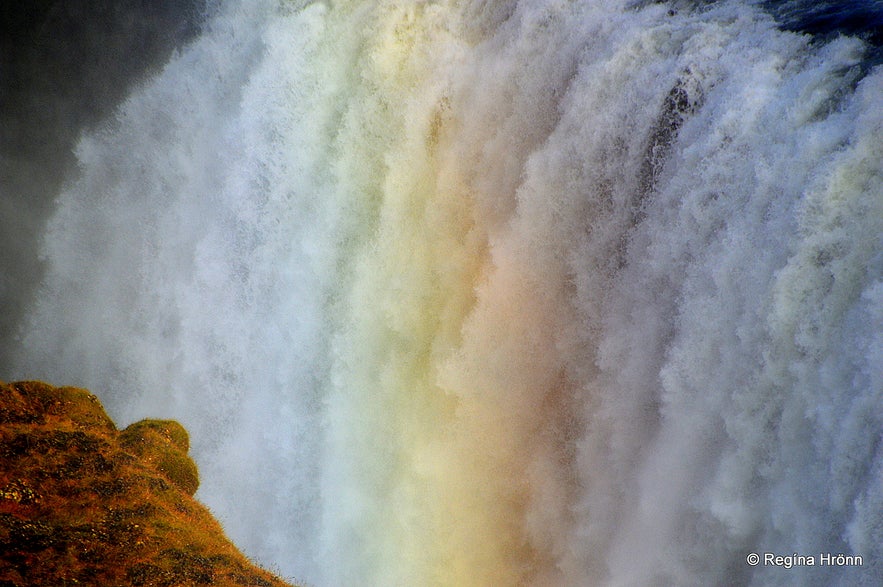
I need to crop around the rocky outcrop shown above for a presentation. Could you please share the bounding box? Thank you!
[0,380,294,586]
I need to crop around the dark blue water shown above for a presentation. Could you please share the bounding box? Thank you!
[658,1,882,66]
[763,0,883,64]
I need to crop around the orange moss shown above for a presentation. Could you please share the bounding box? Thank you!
[0,380,296,587]
[120,419,200,496]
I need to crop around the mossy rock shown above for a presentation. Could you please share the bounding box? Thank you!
[0,380,295,587]
[120,420,198,495]
[0,380,115,430]
[120,419,190,451]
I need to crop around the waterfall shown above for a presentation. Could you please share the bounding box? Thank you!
[6,1,881,585]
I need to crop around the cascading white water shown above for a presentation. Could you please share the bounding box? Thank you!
[10,0,882,585]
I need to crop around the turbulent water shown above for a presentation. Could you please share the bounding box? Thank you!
[5,0,882,585]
